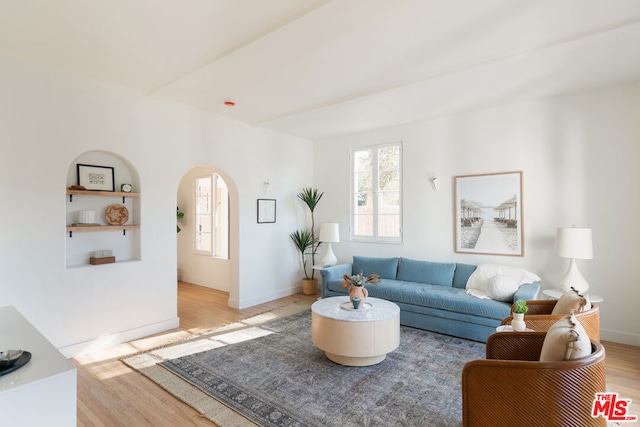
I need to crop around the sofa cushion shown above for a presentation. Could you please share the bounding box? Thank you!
[539,313,591,361]
[551,288,588,314]
[364,279,511,320]
[485,274,520,302]
[396,258,456,287]
[352,256,398,280]
[453,263,477,289]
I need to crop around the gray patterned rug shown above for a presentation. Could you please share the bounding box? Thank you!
[156,309,485,427]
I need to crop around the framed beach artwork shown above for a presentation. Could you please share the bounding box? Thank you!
[454,171,524,256]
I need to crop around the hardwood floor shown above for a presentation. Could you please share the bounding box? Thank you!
[74,282,317,426]
[74,282,640,426]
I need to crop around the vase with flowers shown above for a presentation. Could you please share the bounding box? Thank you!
[341,271,380,309]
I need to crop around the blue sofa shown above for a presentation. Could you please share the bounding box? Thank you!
[319,256,540,342]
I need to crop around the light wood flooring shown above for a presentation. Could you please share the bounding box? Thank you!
[73,282,640,426]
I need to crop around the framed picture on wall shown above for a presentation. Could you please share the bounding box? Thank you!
[77,164,115,191]
[257,199,276,223]
[454,171,524,256]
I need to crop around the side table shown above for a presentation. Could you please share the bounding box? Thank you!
[542,288,604,303]
[496,325,534,332]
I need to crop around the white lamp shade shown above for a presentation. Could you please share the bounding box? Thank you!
[319,223,340,243]
[555,227,593,259]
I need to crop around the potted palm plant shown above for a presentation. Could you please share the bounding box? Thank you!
[289,187,324,295]
[289,229,317,295]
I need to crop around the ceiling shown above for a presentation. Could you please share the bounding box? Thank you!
[1,0,640,140]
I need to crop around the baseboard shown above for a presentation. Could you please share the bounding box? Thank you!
[601,328,640,347]
[180,273,230,292]
[59,317,180,358]
[231,285,304,310]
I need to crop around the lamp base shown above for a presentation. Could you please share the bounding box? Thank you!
[559,258,589,294]
[321,243,337,268]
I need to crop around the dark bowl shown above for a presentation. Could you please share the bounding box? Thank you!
[0,350,23,370]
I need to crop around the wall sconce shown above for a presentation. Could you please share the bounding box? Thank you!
[429,176,440,192]
[262,179,270,194]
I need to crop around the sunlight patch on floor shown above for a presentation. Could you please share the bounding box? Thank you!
[72,329,194,364]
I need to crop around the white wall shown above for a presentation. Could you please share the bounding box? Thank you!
[314,82,640,346]
[0,54,312,356]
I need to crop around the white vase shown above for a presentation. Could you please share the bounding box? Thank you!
[511,312,526,331]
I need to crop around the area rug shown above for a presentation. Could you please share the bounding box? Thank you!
[124,302,485,427]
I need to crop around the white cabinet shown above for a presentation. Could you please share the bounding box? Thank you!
[0,306,77,427]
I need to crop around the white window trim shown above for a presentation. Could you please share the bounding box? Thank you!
[350,141,403,243]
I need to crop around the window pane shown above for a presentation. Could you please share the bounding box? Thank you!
[354,214,373,236]
[378,168,399,191]
[378,214,400,237]
[196,178,212,197]
[196,215,212,233]
[354,191,373,214]
[195,176,213,254]
[355,171,372,192]
[196,232,212,252]
[195,196,210,214]
[378,145,399,167]
[354,150,372,172]
[378,146,399,191]
[378,191,400,214]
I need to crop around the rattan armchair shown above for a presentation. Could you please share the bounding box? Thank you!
[462,332,606,427]
[502,299,600,341]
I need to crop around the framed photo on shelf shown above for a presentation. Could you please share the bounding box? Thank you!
[77,164,115,191]
[454,171,523,256]
[257,199,276,223]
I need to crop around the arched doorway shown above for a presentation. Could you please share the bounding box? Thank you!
[176,165,238,306]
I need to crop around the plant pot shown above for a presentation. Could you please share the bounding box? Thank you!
[302,278,318,295]
[511,312,526,331]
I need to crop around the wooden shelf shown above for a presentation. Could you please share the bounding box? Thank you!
[67,224,140,232]
[66,189,140,197]
[67,189,140,202]
[66,224,139,237]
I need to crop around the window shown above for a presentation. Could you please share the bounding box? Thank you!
[351,142,402,242]
[195,174,229,258]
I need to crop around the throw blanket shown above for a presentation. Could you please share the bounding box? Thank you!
[465,263,540,301]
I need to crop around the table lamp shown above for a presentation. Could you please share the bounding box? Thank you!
[555,226,593,293]
[319,223,339,267]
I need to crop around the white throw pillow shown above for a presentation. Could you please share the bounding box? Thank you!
[465,263,541,300]
[486,274,520,302]
[551,288,588,315]
[539,312,591,361]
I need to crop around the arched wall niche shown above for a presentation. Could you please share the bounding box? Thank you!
[177,165,238,303]
[65,150,141,268]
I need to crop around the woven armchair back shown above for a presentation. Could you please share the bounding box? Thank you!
[502,299,600,341]
[462,334,606,427]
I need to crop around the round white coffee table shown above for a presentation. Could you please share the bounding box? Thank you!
[311,296,400,366]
